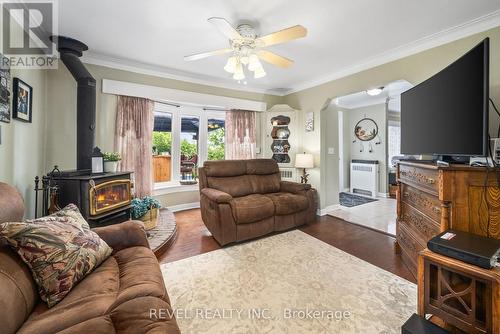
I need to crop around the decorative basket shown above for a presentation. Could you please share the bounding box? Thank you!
[139,207,159,231]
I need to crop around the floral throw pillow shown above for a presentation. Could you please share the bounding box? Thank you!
[0,204,112,307]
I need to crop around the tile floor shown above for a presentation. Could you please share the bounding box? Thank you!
[327,195,397,235]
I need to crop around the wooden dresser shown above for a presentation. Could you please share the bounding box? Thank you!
[396,161,500,277]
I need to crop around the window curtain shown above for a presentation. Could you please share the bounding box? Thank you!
[225,109,256,159]
[115,95,154,197]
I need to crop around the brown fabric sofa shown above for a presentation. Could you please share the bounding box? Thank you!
[0,182,181,334]
[199,159,317,245]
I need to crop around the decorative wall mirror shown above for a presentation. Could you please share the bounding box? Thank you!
[354,117,378,141]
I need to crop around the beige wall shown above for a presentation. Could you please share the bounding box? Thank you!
[45,63,283,205]
[284,26,500,209]
[347,103,387,194]
[156,191,200,210]
[320,103,339,207]
[45,63,283,170]
[6,25,500,215]
[0,68,47,218]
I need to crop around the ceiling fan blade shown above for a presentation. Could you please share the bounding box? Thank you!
[257,25,307,47]
[184,48,232,61]
[257,50,294,68]
[208,17,242,40]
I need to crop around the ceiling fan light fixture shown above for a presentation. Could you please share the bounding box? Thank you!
[240,56,249,65]
[233,62,245,80]
[248,54,261,71]
[366,87,385,96]
[185,18,307,81]
[254,66,266,79]
[224,56,237,73]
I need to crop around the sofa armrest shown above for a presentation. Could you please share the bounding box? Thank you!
[92,220,149,252]
[280,181,311,194]
[201,188,233,203]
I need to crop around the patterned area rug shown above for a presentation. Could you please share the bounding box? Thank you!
[161,230,416,333]
[339,192,378,207]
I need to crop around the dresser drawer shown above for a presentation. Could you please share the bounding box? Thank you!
[400,184,442,222]
[400,202,440,245]
[399,165,439,195]
[396,223,423,277]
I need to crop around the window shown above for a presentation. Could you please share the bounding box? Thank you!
[207,117,225,160]
[180,115,199,182]
[152,112,172,183]
[152,103,226,187]
[388,121,401,167]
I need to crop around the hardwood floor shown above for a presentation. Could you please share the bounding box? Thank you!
[158,209,416,284]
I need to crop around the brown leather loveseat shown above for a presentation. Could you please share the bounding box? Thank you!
[0,182,181,334]
[199,159,317,245]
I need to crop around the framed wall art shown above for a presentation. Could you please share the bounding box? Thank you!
[354,117,378,141]
[305,112,314,132]
[0,54,11,123]
[13,78,33,123]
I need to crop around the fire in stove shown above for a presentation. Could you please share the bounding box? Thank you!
[90,179,131,216]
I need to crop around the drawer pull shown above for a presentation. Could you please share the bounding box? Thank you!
[403,192,409,197]
[432,206,441,214]
[426,178,436,184]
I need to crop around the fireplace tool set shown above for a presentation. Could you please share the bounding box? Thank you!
[34,166,62,218]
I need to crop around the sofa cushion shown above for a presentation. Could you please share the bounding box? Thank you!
[230,194,275,224]
[0,204,112,308]
[207,175,252,197]
[265,192,309,215]
[246,159,279,175]
[16,246,179,334]
[248,173,281,194]
[203,160,247,177]
[0,246,39,334]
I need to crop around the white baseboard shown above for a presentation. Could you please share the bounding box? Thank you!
[318,204,342,216]
[167,202,200,212]
[377,192,390,198]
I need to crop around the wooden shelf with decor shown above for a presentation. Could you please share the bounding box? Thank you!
[395,161,500,278]
[418,248,500,334]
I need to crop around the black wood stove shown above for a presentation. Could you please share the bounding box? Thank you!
[38,36,133,226]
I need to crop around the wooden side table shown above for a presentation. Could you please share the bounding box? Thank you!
[418,249,500,334]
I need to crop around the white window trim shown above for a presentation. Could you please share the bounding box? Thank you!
[153,103,225,191]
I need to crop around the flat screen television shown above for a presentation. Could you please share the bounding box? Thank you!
[401,38,489,159]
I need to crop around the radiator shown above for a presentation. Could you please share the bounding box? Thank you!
[279,168,296,182]
[350,161,379,198]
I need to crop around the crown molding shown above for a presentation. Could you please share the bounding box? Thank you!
[81,10,500,98]
[81,52,287,96]
[283,9,500,95]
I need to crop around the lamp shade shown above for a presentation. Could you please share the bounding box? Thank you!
[295,153,314,169]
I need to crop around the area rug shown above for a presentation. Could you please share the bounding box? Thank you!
[339,192,378,207]
[161,230,416,333]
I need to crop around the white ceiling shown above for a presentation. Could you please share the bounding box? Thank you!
[334,80,413,110]
[58,0,500,95]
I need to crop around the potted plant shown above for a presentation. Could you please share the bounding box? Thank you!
[103,152,121,173]
[131,196,161,230]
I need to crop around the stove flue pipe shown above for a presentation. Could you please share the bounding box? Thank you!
[51,36,96,171]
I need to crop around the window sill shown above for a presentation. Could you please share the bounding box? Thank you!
[153,182,199,196]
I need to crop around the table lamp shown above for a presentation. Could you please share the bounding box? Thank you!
[295,153,314,184]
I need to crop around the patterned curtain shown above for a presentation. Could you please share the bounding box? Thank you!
[115,96,154,197]
[225,110,256,159]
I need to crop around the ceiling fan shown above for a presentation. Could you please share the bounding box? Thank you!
[184,17,307,81]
